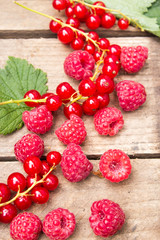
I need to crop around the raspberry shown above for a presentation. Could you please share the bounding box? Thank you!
[61,143,93,182]
[55,114,87,145]
[115,80,147,111]
[10,212,42,240]
[94,107,124,136]
[99,149,132,182]
[43,208,76,240]
[22,105,53,134]
[14,133,44,162]
[64,50,95,80]
[89,199,125,237]
[120,45,148,73]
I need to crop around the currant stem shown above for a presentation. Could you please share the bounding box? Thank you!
[0,165,55,207]
[0,97,46,106]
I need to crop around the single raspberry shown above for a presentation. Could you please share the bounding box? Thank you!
[55,114,87,145]
[99,149,132,182]
[43,208,76,240]
[64,50,95,80]
[89,199,125,238]
[120,45,148,73]
[22,105,53,134]
[61,143,93,182]
[94,107,124,136]
[115,80,147,111]
[10,212,42,240]
[14,133,44,162]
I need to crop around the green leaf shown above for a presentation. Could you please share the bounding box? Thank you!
[144,0,160,25]
[85,0,160,37]
[0,57,48,135]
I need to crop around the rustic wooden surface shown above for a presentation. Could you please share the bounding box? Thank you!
[0,0,160,239]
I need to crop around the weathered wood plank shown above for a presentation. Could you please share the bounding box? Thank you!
[0,0,151,38]
[0,159,159,239]
[0,37,159,157]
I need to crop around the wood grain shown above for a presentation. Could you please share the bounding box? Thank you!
[0,159,159,240]
[0,37,159,157]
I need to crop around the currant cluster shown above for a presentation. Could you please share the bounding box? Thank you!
[0,151,61,224]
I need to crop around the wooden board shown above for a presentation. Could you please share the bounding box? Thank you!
[0,37,159,157]
[0,159,160,240]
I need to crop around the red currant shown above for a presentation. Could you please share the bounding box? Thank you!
[79,79,96,96]
[49,19,62,33]
[76,28,85,40]
[56,82,75,101]
[24,90,41,107]
[74,3,88,19]
[63,102,83,119]
[93,51,102,62]
[7,172,26,192]
[24,156,42,176]
[40,92,54,105]
[58,27,75,44]
[84,43,95,55]
[71,37,84,50]
[26,175,42,188]
[94,92,110,109]
[82,96,99,115]
[0,183,11,203]
[118,18,129,30]
[46,151,61,166]
[107,44,121,58]
[102,63,119,78]
[93,1,106,16]
[88,31,99,41]
[98,38,110,50]
[46,94,62,111]
[43,174,59,191]
[65,6,74,17]
[66,17,80,28]
[96,75,114,94]
[52,0,67,10]
[86,14,101,30]
[40,161,50,176]
[0,204,17,223]
[104,55,121,70]
[31,187,49,204]
[101,13,116,28]
[14,195,32,210]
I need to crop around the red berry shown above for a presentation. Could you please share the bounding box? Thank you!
[118,18,129,30]
[24,156,42,176]
[86,14,101,30]
[88,31,99,41]
[74,3,87,19]
[56,82,75,101]
[46,94,62,111]
[107,44,121,58]
[43,174,59,191]
[64,102,83,119]
[26,175,42,188]
[58,27,75,44]
[98,38,110,50]
[31,187,49,204]
[93,51,102,62]
[82,96,99,115]
[41,92,54,105]
[71,37,84,50]
[47,151,62,166]
[24,90,41,108]
[65,6,74,17]
[0,204,17,223]
[7,172,26,192]
[52,0,67,10]
[96,75,114,94]
[65,0,72,7]
[84,43,95,55]
[40,161,50,176]
[66,17,80,28]
[49,19,62,33]
[101,13,116,28]
[102,63,119,78]
[76,28,85,40]
[79,79,96,96]
[14,195,32,210]
[104,55,121,70]
[0,183,11,203]
[93,1,106,16]
[94,92,110,109]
